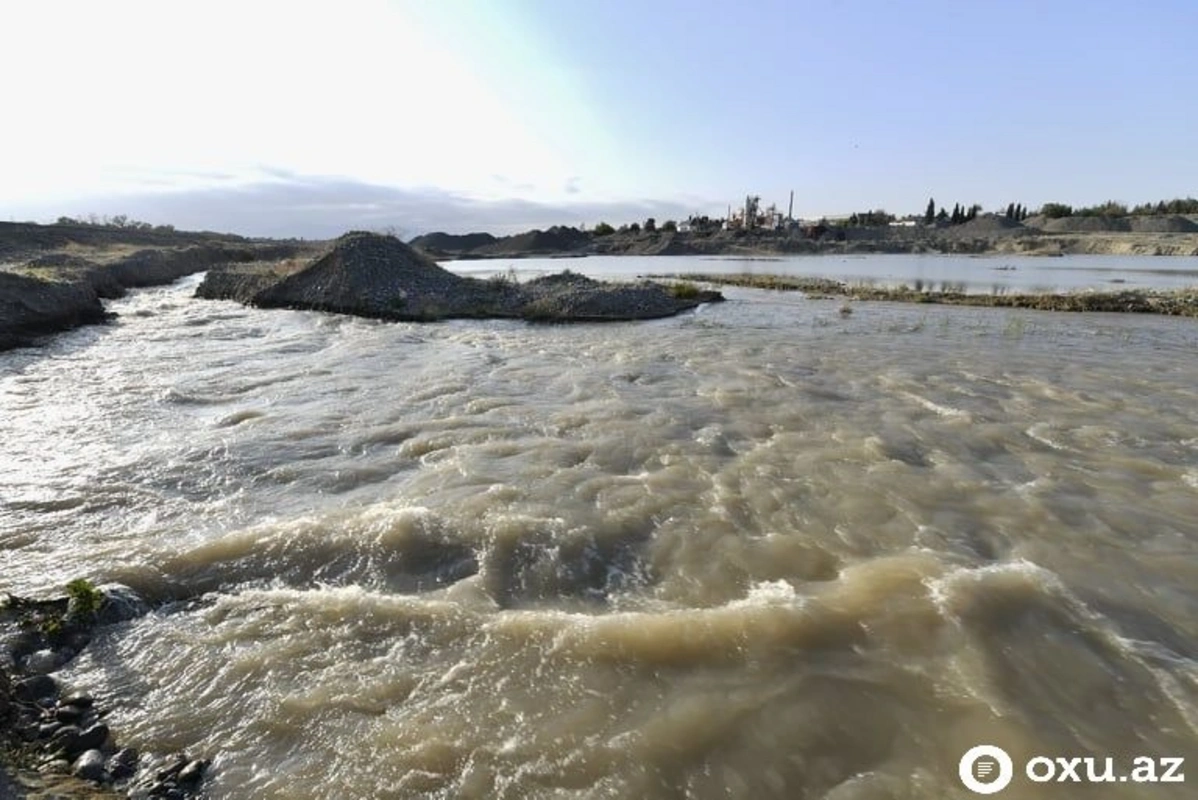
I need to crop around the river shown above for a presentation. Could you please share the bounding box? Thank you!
[2,255,1197,798]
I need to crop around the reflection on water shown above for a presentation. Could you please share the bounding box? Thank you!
[2,260,1197,799]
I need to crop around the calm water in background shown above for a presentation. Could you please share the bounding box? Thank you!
[449,252,1198,293]
[2,255,1197,798]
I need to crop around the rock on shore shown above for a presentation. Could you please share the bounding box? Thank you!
[0,271,110,350]
[197,232,723,322]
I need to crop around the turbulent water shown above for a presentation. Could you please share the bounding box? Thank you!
[2,259,1198,799]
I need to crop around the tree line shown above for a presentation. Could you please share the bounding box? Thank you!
[924,199,987,225]
[1039,197,1198,219]
[55,214,175,233]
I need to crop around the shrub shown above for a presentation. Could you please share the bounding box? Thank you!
[669,281,702,299]
[66,578,103,620]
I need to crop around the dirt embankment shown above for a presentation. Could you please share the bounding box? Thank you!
[407,215,1198,259]
[0,223,313,351]
[199,232,722,322]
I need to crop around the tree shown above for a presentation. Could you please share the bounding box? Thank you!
[1006,203,1016,220]
[925,198,936,225]
[644,217,656,233]
[950,203,962,224]
[1040,203,1073,219]
[661,219,677,232]
[936,208,949,223]
[593,221,615,236]
[628,222,641,234]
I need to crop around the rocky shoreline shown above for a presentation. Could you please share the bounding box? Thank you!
[1,585,209,799]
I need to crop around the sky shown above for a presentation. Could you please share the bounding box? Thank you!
[3,0,1196,237]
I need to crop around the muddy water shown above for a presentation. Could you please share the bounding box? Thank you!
[2,264,1197,799]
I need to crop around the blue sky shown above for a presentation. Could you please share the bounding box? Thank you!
[3,0,1195,236]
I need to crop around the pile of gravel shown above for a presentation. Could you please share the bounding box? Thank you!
[944,215,1029,236]
[1129,215,1198,233]
[1042,216,1133,233]
[408,231,498,254]
[519,272,715,320]
[255,231,471,317]
[473,226,591,256]
[201,232,723,322]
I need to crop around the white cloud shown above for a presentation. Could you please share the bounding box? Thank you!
[0,0,597,208]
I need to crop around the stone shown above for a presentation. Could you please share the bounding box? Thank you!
[24,648,60,674]
[155,754,188,781]
[39,758,70,774]
[50,722,108,757]
[95,584,151,625]
[77,722,110,751]
[177,758,208,785]
[38,721,63,739]
[107,746,139,780]
[60,694,95,708]
[13,673,57,702]
[72,748,106,782]
[49,724,83,749]
[54,703,85,724]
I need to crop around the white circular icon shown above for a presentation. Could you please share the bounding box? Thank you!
[959,745,1014,795]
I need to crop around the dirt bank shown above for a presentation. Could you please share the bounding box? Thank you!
[0,223,314,351]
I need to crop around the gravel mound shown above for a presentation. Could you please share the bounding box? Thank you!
[946,215,1029,236]
[1043,216,1132,233]
[520,272,717,320]
[409,231,498,253]
[255,232,471,318]
[205,233,721,322]
[473,226,591,256]
[1129,215,1198,233]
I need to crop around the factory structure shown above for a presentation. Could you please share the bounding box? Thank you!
[722,191,796,231]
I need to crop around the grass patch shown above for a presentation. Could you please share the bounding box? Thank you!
[668,280,703,299]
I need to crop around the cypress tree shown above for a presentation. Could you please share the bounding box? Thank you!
[925,198,936,225]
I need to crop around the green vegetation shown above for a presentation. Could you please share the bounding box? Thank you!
[1005,203,1029,221]
[1131,197,1198,215]
[661,219,678,233]
[1037,198,1198,219]
[66,578,103,621]
[592,222,615,236]
[1040,202,1074,219]
[843,210,895,226]
[6,578,105,643]
[667,280,703,299]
